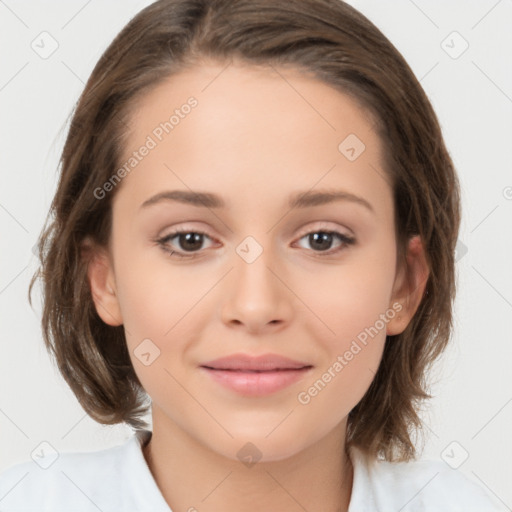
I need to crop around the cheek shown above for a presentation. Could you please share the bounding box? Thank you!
[114,238,198,331]
[302,246,397,348]
[113,245,214,386]
[294,261,394,431]
[294,244,396,414]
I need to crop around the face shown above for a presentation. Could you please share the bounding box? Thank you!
[88,61,424,462]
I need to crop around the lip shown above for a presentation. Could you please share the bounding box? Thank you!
[201,353,311,371]
[199,353,313,396]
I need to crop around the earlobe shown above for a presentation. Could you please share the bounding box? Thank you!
[82,239,123,327]
[386,235,429,336]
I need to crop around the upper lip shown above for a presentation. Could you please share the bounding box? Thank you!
[200,353,313,371]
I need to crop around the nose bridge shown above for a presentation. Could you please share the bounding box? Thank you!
[234,233,279,298]
[221,233,291,330]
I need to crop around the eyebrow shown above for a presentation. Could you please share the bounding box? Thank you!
[140,189,375,214]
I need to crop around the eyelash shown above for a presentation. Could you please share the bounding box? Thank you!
[154,226,356,260]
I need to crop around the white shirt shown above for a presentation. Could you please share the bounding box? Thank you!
[0,429,506,511]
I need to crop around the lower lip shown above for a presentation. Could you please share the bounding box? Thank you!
[200,367,312,396]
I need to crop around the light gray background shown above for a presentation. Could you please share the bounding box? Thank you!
[1,0,511,507]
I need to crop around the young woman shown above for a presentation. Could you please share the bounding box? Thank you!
[0,0,505,510]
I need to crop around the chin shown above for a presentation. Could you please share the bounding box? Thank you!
[207,432,308,465]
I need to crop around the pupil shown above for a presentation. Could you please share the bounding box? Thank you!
[180,233,203,251]
[310,232,332,251]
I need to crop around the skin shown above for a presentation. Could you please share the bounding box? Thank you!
[86,61,429,512]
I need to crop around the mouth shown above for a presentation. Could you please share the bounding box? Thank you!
[200,352,312,371]
[199,353,313,396]
[201,367,311,372]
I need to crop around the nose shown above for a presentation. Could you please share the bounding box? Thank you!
[220,239,293,334]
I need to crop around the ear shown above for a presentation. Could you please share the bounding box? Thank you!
[386,235,429,336]
[81,237,123,326]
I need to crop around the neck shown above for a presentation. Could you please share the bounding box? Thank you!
[142,407,354,512]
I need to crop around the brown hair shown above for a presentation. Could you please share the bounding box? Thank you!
[29,0,460,462]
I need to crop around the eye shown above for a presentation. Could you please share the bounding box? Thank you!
[154,226,356,260]
[294,229,355,256]
[155,228,216,259]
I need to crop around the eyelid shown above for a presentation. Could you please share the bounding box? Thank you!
[294,221,353,239]
[157,226,218,247]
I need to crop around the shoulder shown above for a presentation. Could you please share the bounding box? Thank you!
[348,446,507,512]
[0,441,128,510]
[0,430,160,511]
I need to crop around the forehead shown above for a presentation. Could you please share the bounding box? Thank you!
[115,62,390,214]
